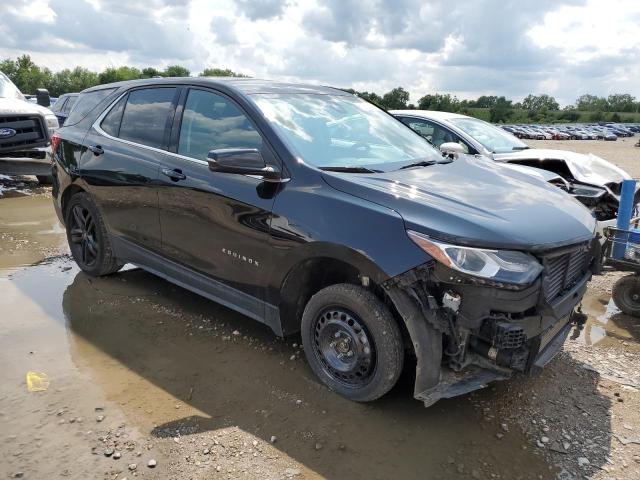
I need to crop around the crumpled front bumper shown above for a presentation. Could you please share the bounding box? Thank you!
[384,260,591,407]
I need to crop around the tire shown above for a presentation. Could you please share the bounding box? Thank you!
[612,275,640,317]
[301,283,404,402]
[36,175,53,185]
[65,192,122,276]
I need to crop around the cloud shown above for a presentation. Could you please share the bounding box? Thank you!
[0,0,639,105]
[235,0,288,20]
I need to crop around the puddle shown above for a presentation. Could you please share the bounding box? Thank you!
[575,291,640,351]
[0,193,67,269]
[0,259,555,479]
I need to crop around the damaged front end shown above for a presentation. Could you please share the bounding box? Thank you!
[383,238,599,407]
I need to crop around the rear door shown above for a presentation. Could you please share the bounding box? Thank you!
[157,87,279,304]
[80,86,179,254]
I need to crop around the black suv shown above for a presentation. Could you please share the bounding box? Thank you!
[52,78,598,406]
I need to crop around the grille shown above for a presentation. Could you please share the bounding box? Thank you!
[494,324,527,349]
[0,115,47,153]
[542,247,589,302]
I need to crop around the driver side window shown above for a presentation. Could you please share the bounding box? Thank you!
[178,89,262,161]
[400,117,470,154]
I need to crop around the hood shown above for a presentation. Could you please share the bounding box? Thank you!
[0,97,54,117]
[493,148,630,187]
[322,156,596,251]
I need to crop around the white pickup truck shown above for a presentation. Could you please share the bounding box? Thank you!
[0,71,59,184]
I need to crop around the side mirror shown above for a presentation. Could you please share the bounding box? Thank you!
[439,142,465,158]
[36,88,51,107]
[207,148,282,182]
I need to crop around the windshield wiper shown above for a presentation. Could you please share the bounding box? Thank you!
[320,166,383,173]
[511,146,530,151]
[399,159,451,170]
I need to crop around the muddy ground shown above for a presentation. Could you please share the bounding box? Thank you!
[1,146,639,480]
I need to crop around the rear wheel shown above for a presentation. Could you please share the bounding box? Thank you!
[65,192,122,276]
[301,284,404,402]
[612,275,640,317]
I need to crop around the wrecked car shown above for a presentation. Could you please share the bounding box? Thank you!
[392,110,634,235]
[0,71,58,184]
[51,78,597,405]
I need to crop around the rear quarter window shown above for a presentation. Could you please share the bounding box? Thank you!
[65,88,117,126]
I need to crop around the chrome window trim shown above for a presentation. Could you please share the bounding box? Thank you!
[92,90,209,166]
[91,88,289,183]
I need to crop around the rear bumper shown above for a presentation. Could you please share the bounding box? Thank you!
[0,147,52,176]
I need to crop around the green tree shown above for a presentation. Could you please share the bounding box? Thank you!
[162,65,190,77]
[489,96,513,123]
[417,93,460,112]
[380,87,410,110]
[98,66,142,84]
[589,110,605,122]
[48,67,99,96]
[0,55,52,94]
[141,67,162,78]
[521,94,559,111]
[576,94,608,111]
[357,91,384,108]
[607,94,636,113]
[199,67,248,77]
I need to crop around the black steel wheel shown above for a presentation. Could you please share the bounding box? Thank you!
[612,275,640,317]
[313,307,376,386]
[65,192,122,276]
[301,283,404,402]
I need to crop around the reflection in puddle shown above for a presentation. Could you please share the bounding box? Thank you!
[576,292,640,350]
[1,259,555,480]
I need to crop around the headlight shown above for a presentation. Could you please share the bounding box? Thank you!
[45,115,59,136]
[407,230,543,285]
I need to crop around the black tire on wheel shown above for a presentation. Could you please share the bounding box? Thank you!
[65,192,122,276]
[36,175,53,185]
[612,275,640,317]
[301,283,404,402]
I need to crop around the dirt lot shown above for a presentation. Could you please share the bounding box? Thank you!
[1,145,639,480]
[528,138,640,178]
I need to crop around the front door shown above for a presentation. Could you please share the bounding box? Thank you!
[157,87,279,304]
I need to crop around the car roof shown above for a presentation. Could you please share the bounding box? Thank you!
[82,77,350,96]
[388,109,470,121]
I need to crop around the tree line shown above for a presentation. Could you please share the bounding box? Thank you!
[0,55,248,98]
[2,55,639,123]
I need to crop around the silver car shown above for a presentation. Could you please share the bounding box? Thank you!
[391,110,633,236]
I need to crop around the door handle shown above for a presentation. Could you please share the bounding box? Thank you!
[162,168,186,181]
[88,144,104,155]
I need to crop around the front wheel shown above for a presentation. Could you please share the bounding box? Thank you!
[65,192,123,276]
[301,284,404,402]
[612,275,640,317]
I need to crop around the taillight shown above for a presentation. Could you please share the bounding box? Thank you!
[50,134,61,153]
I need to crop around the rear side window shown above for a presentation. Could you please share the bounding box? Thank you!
[52,97,66,113]
[63,96,77,114]
[178,89,262,160]
[118,88,176,149]
[100,95,127,137]
[66,88,117,125]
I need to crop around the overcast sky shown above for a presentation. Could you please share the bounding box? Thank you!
[1,0,639,105]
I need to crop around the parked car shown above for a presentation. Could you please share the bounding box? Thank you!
[50,93,79,126]
[52,78,598,406]
[392,110,634,235]
[0,71,58,183]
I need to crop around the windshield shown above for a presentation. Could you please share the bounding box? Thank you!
[251,93,442,171]
[449,117,528,153]
[0,72,25,100]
